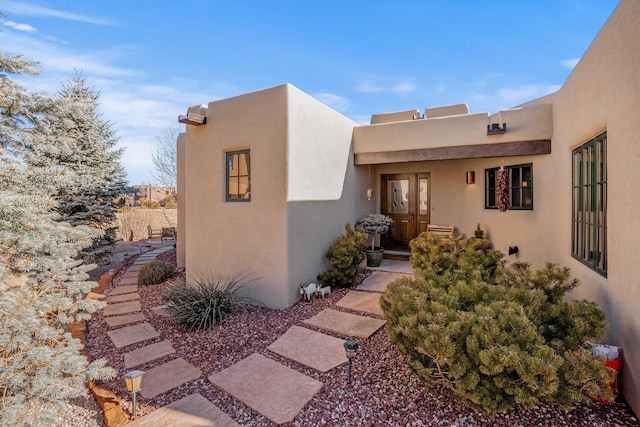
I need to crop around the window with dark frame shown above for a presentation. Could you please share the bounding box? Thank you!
[572,132,607,276]
[485,164,533,210]
[226,150,251,202]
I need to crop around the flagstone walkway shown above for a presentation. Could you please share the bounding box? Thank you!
[100,252,411,425]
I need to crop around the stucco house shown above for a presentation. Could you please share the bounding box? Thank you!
[177,0,640,415]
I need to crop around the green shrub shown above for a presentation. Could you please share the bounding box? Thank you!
[162,272,256,331]
[317,223,367,288]
[381,233,615,415]
[137,260,175,286]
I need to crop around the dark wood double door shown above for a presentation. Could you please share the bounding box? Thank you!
[381,173,430,251]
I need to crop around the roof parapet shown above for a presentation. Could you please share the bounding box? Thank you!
[425,103,470,118]
[370,109,420,125]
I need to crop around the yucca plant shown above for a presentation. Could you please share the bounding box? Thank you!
[162,271,257,331]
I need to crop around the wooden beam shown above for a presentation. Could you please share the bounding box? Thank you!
[354,140,551,165]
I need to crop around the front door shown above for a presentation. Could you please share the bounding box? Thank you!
[381,173,430,250]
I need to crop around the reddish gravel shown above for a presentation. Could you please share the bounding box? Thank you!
[86,250,640,426]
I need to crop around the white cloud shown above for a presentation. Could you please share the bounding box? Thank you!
[469,83,561,113]
[497,84,561,104]
[3,21,37,32]
[561,58,580,69]
[2,1,113,26]
[313,92,351,113]
[2,30,138,78]
[356,78,416,95]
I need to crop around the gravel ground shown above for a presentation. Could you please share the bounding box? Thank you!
[80,249,640,427]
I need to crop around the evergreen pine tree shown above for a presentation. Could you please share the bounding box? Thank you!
[0,50,113,425]
[25,74,128,265]
[381,233,615,414]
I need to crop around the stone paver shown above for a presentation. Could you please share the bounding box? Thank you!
[124,340,175,368]
[105,313,146,328]
[357,271,412,292]
[107,322,159,348]
[303,309,386,339]
[118,277,139,286]
[209,353,322,425]
[105,292,140,303]
[121,271,139,279]
[107,285,139,296]
[103,300,142,317]
[140,357,202,399]
[267,326,346,372]
[128,393,239,427]
[151,305,170,317]
[336,291,384,316]
[126,264,145,272]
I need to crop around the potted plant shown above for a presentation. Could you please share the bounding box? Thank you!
[356,213,393,267]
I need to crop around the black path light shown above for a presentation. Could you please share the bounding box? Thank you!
[123,370,144,418]
[344,340,359,384]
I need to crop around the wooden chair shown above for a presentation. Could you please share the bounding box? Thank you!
[426,224,455,239]
[161,227,176,240]
[147,225,163,240]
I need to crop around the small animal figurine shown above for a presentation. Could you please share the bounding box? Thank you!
[299,283,318,302]
[316,285,331,299]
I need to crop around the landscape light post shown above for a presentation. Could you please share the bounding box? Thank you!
[344,341,359,384]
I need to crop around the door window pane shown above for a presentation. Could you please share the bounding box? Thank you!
[419,178,429,215]
[388,179,409,214]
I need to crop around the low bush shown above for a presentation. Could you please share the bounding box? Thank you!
[160,195,177,208]
[317,223,367,288]
[116,208,154,241]
[137,260,175,286]
[162,272,257,331]
[139,198,160,209]
[381,232,615,415]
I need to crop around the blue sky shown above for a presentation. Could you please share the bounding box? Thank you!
[2,1,618,185]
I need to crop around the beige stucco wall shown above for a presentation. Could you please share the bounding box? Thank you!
[181,84,368,308]
[285,86,368,304]
[182,85,290,308]
[177,133,186,269]
[544,0,640,413]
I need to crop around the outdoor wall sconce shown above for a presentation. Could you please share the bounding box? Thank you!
[178,112,207,126]
[123,370,144,418]
[508,246,519,255]
[487,123,507,135]
[466,171,475,185]
[366,165,373,201]
[344,341,359,384]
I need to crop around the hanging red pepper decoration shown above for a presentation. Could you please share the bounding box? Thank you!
[496,167,509,212]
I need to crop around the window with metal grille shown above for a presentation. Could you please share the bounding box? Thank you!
[572,132,607,276]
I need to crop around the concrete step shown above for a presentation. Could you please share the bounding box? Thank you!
[127,393,239,427]
[140,358,202,399]
[107,322,160,349]
[103,300,142,317]
[105,313,146,328]
[267,326,347,372]
[124,340,175,369]
[336,290,384,316]
[209,353,322,425]
[303,309,385,339]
